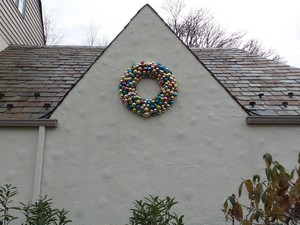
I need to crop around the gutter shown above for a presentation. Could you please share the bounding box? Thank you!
[32,126,46,202]
[247,116,300,124]
[0,119,57,127]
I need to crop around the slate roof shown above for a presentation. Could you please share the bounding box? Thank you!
[0,45,300,119]
[0,45,104,119]
[192,48,300,116]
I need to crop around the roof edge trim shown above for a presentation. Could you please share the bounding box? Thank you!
[0,119,57,127]
[247,116,300,124]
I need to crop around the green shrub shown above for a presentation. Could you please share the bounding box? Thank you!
[0,184,18,225]
[128,195,184,225]
[0,184,71,225]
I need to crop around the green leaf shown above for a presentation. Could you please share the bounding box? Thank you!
[242,219,252,225]
[245,179,253,195]
[261,191,267,203]
[233,203,243,221]
[266,168,272,181]
[223,199,228,212]
[254,212,260,222]
[271,167,278,179]
[253,174,260,184]
[275,163,285,174]
[228,195,236,206]
[238,182,244,197]
[253,190,260,208]
[263,153,272,167]
[256,183,263,194]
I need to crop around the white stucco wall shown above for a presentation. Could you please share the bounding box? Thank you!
[42,5,300,225]
[0,128,38,203]
[0,36,8,52]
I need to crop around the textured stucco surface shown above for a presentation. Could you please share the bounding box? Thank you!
[41,6,300,225]
[0,128,38,203]
[0,36,8,52]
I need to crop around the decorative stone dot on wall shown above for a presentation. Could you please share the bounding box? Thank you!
[119,61,178,118]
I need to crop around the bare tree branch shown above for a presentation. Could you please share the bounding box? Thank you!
[43,12,63,45]
[162,0,285,63]
[162,0,185,34]
[164,3,245,49]
[84,23,98,46]
[83,23,108,46]
[242,39,286,63]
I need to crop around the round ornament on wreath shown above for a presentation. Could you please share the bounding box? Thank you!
[119,61,178,118]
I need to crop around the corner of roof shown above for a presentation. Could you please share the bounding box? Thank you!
[141,4,152,10]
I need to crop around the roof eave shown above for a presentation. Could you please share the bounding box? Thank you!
[247,116,300,124]
[0,119,57,127]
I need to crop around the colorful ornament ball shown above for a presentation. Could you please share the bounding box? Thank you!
[119,61,178,118]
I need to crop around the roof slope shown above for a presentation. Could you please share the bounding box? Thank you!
[0,45,104,118]
[193,48,300,116]
[0,46,300,119]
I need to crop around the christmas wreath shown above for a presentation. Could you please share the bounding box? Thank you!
[119,61,178,118]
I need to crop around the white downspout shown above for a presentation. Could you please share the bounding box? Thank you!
[32,126,46,202]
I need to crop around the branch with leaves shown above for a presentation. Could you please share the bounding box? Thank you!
[129,195,184,225]
[0,184,71,225]
[223,153,300,225]
[0,184,18,225]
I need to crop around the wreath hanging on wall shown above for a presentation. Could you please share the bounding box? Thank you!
[119,61,178,118]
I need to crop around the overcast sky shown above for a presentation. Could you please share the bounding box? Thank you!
[43,0,300,67]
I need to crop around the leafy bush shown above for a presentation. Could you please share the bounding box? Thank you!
[0,184,71,225]
[129,195,184,225]
[223,153,300,225]
[0,184,18,225]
